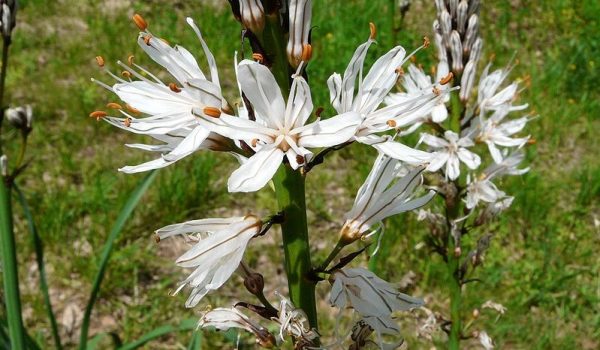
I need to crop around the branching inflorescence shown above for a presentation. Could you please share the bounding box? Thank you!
[90,0,533,348]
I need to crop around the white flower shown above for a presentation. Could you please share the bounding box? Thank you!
[420,130,481,180]
[93,17,224,173]
[483,150,529,177]
[478,63,528,112]
[156,215,262,307]
[470,106,530,163]
[341,154,435,242]
[481,300,507,315]
[478,330,495,350]
[385,60,451,124]
[465,176,505,210]
[202,60,361,192]
[199,307,276,347]
[327,32,437,163]
[6,105,33,130]
[329,268,424,317]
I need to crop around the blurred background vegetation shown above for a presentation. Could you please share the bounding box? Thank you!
[1,0,598,348]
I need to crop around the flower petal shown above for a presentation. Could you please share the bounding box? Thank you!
[228,146,284,192]
[297,112,361,148]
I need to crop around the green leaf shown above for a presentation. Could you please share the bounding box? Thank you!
[187,331,202,350]
[117,319,197,350]
[78,170,158,350]
[14,184,63,350]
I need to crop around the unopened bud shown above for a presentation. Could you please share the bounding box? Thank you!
[0,2,16,39]
[0,155,7,177]
[450,31,463,74]
[6,105,33,131]
[472,308,480,319]
[440,10,452,44]
[243,272,265,295]
[457,0,468,34]
[339,223,361,245]
[469,37,483,64]
[454,246,462,257]
[460,60,476,102]
[239,0,265,34]
[463,14,479,54]
[286,0,312,68]
[448,0,458,18]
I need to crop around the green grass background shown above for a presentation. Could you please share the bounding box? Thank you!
[2,0,599,348]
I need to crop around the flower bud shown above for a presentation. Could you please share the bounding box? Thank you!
[469,0,481,17]
[460,59,476,102]
[243,272,265,295]
[470,38,483,63]
[434,32,447,61]
[6,105,33,132]
[472,308,480,319]
[463,14,479,54]
[0,154,7,177]
[450,30,463,73]
[440,10,452,46]
[287,0,312,68]
[239,0,265,35]
[0,0,17,39]
[434,0,446,13]
[448,0,458,18]
[457,0,468,34]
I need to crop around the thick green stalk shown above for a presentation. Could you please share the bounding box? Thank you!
[272,166,318,328]
[0,179,26,350]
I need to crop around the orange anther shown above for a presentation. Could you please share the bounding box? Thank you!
[395,67,405,75]
[169,82,181,93]
[127,55,135,66]
[369,22,376,40]
[124,117,132,127]
[143,35,152,46]
[432,86,441,95]
[95,56,105,67]
[440,72,454,85]
[125,104,141,115]
[203,107,221,118]
[386,119,397,128]
[251,53,264,63]
[106,102,122,109]
[251,138,258,147]
[301,44,312,62]
[89,110,107,121]
[527,138,536,145]
[315,107,324,119]
[154,235,161,243]
[410,55,417,63]
[296,155,305,165]
[132,14,148,31]
[121,70,132,78]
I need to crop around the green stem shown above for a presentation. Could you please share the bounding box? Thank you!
[447,243,462,350]
[0,38,10,154]
[0,178,26,350]
[272,166,318,329]
[262,12,291,94]
[317,240,344,272]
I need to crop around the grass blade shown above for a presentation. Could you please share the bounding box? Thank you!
[187,331,202,350]
[14,184,63,350]
[78,170,158,349]
[117,319,197,350]
[0,179,26,349]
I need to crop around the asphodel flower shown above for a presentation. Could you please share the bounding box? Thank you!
[201,60,361,192]
[239,0,265,35]
[328,27,446,164]
[341,154,435,243]
[420,130,481,180]
[91,16,226,173]
[156,215,262,307]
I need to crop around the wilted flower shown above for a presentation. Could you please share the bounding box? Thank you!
[465,175,505,209]
[420,130,481,180]
[6,105,33,132]
[329,267,423,317]
[201,60,361,192]
[199,307,276,347]
[477,64,528,112]
[275,292,319,346]
[156,215,262,307]
[341,154,435,243]
[481,300,507,315]
[92,16,225,173]
[478,330,495,350]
